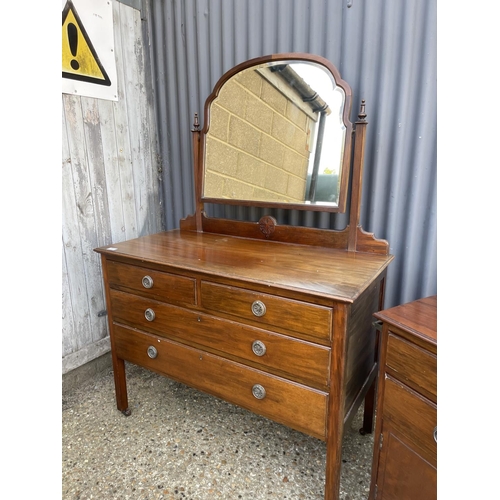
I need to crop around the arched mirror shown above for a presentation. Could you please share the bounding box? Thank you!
[198,54,353,213]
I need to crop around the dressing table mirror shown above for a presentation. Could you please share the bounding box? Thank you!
[95,53,393,500]
[202,56,351,209]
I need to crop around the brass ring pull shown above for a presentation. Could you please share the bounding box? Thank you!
[251,300,266,317]
[252,384,266,400]
[144,308,156,321]
[147,346,158,359]
[251,340,267,357]
[142,275,153,288]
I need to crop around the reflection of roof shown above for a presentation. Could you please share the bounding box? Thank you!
[270,64,331,115]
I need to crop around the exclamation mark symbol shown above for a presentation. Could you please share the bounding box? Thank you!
[68,23,79,70]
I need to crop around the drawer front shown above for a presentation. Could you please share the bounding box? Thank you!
[106,260,196,307]
[376,431,437,500]
[109,289,331,387]
[200,281,332,342]
[113,325,328,440]
[386,333,437,401]
[382,375,437,467]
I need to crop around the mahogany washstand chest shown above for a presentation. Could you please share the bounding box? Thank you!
[369,295,437,499]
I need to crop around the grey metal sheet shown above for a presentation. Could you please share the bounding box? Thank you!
[145,0,437,307]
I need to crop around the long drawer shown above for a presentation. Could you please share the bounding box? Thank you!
[113,324,328,440]
[110,289,331,388]
[106,260,196,307]
[200,281,332,342]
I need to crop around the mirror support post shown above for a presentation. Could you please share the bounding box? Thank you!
[192,113,203,231]
[348,100,368,251]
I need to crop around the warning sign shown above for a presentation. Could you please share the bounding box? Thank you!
[62,0,117,101]
[62,1,111,85]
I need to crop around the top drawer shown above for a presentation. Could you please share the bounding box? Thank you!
[386,333,437,402]
[106,260,196,307]
[200,281,332,342]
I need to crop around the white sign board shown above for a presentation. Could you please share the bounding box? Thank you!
[62,0,118,101]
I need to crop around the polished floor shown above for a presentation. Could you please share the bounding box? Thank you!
[62,362,375,500]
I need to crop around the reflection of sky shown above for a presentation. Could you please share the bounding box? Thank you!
[291,63,345,175]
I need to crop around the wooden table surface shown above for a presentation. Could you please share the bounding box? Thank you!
[96,230,394,302]
[374,295,437,344]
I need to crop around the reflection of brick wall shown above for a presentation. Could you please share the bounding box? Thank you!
[204,68,315,202]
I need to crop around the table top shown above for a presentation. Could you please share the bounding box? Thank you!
[374,295,437,344]
[95,229,394,303]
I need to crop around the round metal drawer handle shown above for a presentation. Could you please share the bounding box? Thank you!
[251,340,267,357]
[144,308,156,321]
[433,426,437,443]
[251,300,266,317]
[252,384,266,400]
[142,275,154,289]
[147,346,158,359]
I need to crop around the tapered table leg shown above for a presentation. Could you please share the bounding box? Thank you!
[360,377,376,435]
[112,355,130,416]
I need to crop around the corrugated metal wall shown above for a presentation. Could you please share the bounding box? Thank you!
[145,0,437,309]
[62,0,163,374]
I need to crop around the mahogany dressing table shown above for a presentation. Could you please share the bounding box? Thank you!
[95,53,394,500]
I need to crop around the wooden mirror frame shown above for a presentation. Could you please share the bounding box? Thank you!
[200,53,353,212]
[181,53,389,255]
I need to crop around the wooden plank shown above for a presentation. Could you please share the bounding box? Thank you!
[62,106,77,358]
[62,95,93,350]
[120,4,157,237]
[62,242,76,358]
[111,0,141,241]
[80,96,111,247]
[96,98,126,241]
[132,4,163,232]
[79,96,110,344]
[62,337,111,375]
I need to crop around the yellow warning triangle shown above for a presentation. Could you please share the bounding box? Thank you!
[62,1,111,86]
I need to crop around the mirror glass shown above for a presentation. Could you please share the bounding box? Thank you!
[202,60,348,207]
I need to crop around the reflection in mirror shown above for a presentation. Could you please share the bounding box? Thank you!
[203,60,347,206]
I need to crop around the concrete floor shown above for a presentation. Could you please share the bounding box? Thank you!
[62,361,375,500]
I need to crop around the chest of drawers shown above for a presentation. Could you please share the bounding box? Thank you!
[369,295,437,500]
[95,229,393,499]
